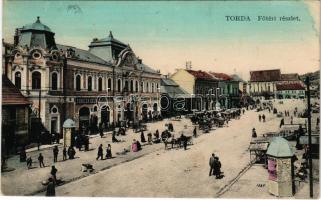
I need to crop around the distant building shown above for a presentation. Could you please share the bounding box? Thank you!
[170,69,218,111]
[2,75,30,154]
[248,69,302,100]
[209,72,240,108]
[160,77,190,117]
[276,83,305,99]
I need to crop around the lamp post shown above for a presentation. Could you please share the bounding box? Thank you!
[305,76,313,198]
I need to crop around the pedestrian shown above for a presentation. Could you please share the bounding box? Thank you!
[53,146,59,162]
[214,157,222,179]
[280,118,284,128]
[193,127,197,138]
[26,156,32,169]
[50,165,58,183]
[262,114,265,122]
[242,109,245,114]
[67,146,76,159]
[147,133,152,144]
[252,128,257,138]
[62,147,67,161]
[258,114,261,122]
[141,130,146,143]
[96,144,103,160]
[209,153,215,176]
[112,130,119,143]
[20,146,27,162]
[106,144,112,159]
[46,177,56,196]
[268,108,270,113]
[99,123,104,138]
[181,133,187,150]
[38,153,45,168]
[84,136,89,151]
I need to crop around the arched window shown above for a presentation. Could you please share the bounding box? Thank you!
[124,80,129,92]
[135,81,138,92]
[15,72,21,89]
[32,71,41,89]
[130,80,134,92]
[76,75,81,91]
[88,76,92,91]
[98,77,102,91]
[108,78,112,91]
[51,72,58,90]
[151,83,154,93]
[146,82,149,93]
[156,83,159,92]
[141,81,144,92]
[117,79,121,92]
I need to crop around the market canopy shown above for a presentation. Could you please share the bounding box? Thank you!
[266,137,293,158]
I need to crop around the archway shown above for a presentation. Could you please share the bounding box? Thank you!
[126,103,133,121]
[100,106,110,129]
[142,104,148,121]
[79,107,90,132]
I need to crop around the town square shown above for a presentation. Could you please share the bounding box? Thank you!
[1,1,320,198]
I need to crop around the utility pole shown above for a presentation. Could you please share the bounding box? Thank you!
[305,76,313,198]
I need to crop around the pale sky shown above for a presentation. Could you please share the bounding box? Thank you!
[2,1,320,80]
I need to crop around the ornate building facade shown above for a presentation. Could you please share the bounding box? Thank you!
[4,17,161,141]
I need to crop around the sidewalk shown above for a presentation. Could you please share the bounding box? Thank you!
[1,118,193,195]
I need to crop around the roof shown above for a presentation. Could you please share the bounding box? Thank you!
[280,73,300,81]
[161,78,178,86]
[250,69,281,82]
[276,82,305,91]
[137,63,159,74]
[266,137,294,157]
[2,75,30,106]
[209,72,232,81]
[89,31,127,47]
[56,44,112,66]
[63,118,76,128]
[160,85,190,98]
[21,17,52,33]
[186,70,216,80]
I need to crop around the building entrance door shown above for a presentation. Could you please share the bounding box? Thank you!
[79,107,90,133]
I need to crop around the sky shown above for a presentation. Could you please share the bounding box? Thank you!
[2,1,320,80]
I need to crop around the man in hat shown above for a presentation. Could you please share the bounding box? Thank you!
[209,153,215,176]
[252,128,257,138]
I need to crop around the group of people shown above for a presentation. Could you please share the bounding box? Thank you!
[209,154,222,179]
[258,114,266,122]
[96,144,112,160]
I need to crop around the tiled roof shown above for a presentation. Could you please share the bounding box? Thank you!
[280,73,300,81]
[2,75,30,105]
[209,72,232,81]
[57,44,112,65]
[250,69,281,82]
[186,70,216,80]
[137,63,159,74]
[276,82,305,91]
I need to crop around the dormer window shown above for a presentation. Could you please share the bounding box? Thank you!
[32,51,42,60]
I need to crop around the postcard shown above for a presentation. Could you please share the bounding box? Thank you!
[1,0,320,198]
